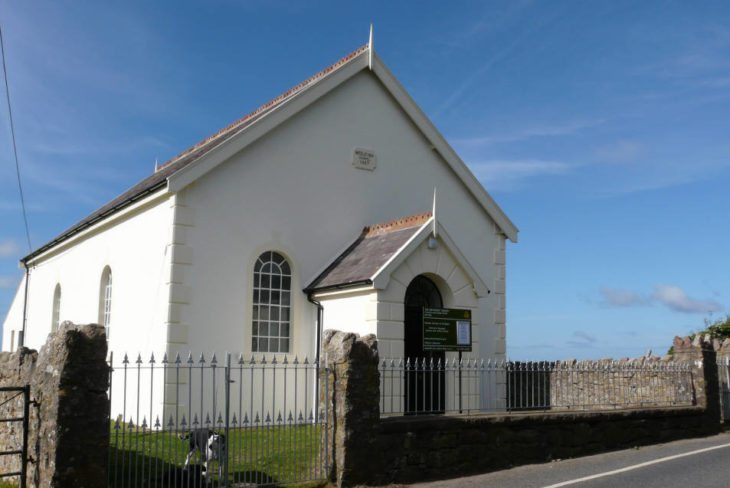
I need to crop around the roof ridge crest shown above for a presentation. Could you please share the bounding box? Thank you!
[157,44,369,172]
[364,211,432,237]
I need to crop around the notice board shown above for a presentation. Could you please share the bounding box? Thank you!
[422,307,472,352]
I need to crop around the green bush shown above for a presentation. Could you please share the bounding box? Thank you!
[668,315,730,355]
[692,315,730,341]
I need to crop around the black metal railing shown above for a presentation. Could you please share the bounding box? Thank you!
[107,351,329,487]
[379,357,694,416]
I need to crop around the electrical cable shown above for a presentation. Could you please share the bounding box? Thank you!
[0,23,32,252]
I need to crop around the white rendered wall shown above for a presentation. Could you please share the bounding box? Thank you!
[178,70,505,363]
[319,288,378,338]
[1,275,26,351]
[2,67,510,420]
[375,236,483,359]
[375,236,505,412]
[1,193,173,357]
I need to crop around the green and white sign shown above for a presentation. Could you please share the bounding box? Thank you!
[422,308,472,352]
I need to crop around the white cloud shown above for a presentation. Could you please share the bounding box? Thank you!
[455,119,605,147]
[598,285,723,315]
[470,159,570,191]
[635,24,730,82]
[0,201,48,213]
[0,276,19,289]
[599,170,717,195]
[0,239,21,258]
[599,287,649,307]
[572,331,596,344]
[0,4,177,210]
[437,0,534,49]
[566,330,598,348]
[434,37,524,117]
[593,140,644,164]
[698,76,730,88]
[652,285,723,315]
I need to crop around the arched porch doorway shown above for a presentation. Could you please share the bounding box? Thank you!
[404,275,445,414]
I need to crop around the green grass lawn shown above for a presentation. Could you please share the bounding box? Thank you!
[108,423,328,487]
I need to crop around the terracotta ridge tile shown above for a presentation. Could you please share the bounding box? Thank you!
[364,211,433,237]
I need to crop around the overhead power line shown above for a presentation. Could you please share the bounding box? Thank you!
[0,23,32,252]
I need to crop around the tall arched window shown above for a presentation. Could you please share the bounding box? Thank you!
[51,283,62,332]
[98,266,113,339]
[252,251,291,353]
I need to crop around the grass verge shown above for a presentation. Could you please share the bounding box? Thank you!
[108,423,326,487]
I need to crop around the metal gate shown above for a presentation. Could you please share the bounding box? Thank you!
[107,352,329,487]
[0,385,30,488]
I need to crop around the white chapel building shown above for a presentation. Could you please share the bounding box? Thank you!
[2,40,518,379]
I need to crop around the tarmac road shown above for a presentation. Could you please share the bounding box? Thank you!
[406,432,730,488]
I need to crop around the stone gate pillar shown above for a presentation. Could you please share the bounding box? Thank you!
[672,335,721,431]
[320,330,380,487]
[0,323,109,487]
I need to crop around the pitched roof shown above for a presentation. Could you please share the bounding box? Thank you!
[24,41,519,263]
[23,45,369,263]
[305,212,432,293]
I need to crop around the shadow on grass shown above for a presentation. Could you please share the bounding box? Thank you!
[109,447,282,487]
[108,425,326,487]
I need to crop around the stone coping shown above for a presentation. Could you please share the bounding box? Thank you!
[380,405,706,432]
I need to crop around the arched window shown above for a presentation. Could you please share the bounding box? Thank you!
[51,283,62,332]
[98,266,113,339]
[252,251,291,353]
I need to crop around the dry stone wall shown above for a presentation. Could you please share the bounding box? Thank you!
[0,323,109,487]
[548,357,692,410]
[376,405,712,484]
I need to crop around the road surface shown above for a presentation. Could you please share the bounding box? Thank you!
[406,433,730,488]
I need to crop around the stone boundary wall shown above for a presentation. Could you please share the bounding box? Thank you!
[547,357,692,410]
[322,330,721,487]
[0,323,109,487]
[376,406,711,483]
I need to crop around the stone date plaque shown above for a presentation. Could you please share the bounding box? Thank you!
[352,148,377,171]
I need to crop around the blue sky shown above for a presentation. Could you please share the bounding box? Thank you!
[1,1,728,359]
